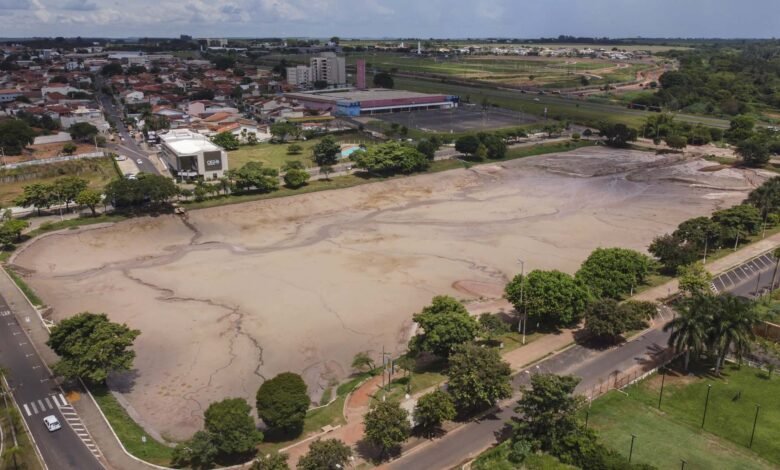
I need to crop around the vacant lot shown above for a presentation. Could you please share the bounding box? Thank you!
[12,147,756,440]
[371,106,538,133]
[228,134,375,170]
[588,364,780,468]
[0,157,118,207]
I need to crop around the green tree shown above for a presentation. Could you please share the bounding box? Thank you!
[351,351,375,373]
[297,439,352,470]
[678,262,713,296]
[319,165,334,181]
[664,134,687,150]
[212,131,240,151]
[373,72,394,89]
[416,137,441,160]
[270,122,297,142]
[14,183,54,215]
[100,62,123,76]
[204,398,262,457]
[505,270,590,328]
[0,219,29,246]
[708,294,758,374]
[2,445,23,470]
[478,312,510,342]
[256,372,310,436]
[312,136,340,167]
[0,119,36,155]
[252,452,289,470]
[736,135,770,167]
[725,115,755,143]
[664,294,711,370]
[287,143,303,155]
[745,177,780,220]
[447,343,512,413]
[413,390,456,437]
[576,247,652,299]
[76,188,102,216]
[712,204,762,244]
[409,295,479,358]
[455,135,480,156]
[584,299,654,344]
[53,176,88,210]
[172,430,218,470]
[67,122,99,143]
[351,141,429,175]
[597,122,638,147]
[46,312,140,383]
[231,162,279,193]
[514,373,582,452]
[283,168,310,189]
[62,142,77,155]
[363,401,411,459]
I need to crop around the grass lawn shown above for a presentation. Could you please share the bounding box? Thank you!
[0,157,119,207]
[4,267,45,307]
[228,133,375,170]
[473,441,576,470]
[90,386,175,466]
[586,363,780,469]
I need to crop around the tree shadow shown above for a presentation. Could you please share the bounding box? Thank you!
[107,368,140,393]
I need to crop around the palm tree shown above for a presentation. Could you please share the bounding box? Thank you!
[1,445,22,470]
[708,294,759,375]
[664,296,710,371]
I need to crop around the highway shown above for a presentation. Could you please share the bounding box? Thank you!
[388,252,775,470]
[0,294,103,470]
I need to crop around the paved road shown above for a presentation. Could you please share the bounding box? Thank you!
[0,294,104,470]
[711,251,778,298]
[95,80,159,176]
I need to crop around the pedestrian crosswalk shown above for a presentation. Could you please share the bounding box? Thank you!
[22,393,69,416]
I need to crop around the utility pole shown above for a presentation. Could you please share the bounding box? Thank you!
[517,258,526,344]
[703,237,708,264]
[701,384,712,429]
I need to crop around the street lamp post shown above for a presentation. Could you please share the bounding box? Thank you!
[750,404,760,449]
[703,237,708,264]
[701,384,712,429]
[658,367,666,410]
[517,258,526,344]
[628,434,637,463]
[681,460,687,470]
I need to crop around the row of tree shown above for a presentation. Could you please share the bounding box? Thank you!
[14,176,102,215]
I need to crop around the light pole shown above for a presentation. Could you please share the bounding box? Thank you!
[517,258,527,344]
[734,231,740,251]
[703,236,708,264]
[658,367,666,410]
[701,384,712,429]
[750,404,760,449]
[628,434,636,463]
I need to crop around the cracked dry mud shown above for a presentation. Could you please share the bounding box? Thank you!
[11,147,761,439]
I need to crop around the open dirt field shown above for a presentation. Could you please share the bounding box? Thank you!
[11,147,760,440]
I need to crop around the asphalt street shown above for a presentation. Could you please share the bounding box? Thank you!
[710,251,778,298]
[0,294,103,470]
[96,83,160,175]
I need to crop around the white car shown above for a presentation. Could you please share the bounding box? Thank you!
[43,415,61,432]
[137,159,143,165]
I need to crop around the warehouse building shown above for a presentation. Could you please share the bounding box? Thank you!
[284,89,459,117]
[159,129,228,181]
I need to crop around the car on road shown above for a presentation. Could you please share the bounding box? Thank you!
[43,415,61,432]
[137,159,143,165]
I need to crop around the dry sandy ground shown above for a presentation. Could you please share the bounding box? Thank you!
[11,147,759,440]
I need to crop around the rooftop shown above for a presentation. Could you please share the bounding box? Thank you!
[160,129,222,155]
[285,88,446,103]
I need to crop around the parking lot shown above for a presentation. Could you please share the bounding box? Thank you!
[711,251,779,298]
[373,106,539,133]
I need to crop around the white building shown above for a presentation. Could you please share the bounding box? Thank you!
[286,65,312,87]
[159,129,228,180]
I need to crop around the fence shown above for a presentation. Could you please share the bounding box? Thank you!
[755,321,780,343]
[587,349,679,402]
[1,151,106,170]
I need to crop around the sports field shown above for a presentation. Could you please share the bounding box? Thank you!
[587,364,780,468]
[228,134,374,170]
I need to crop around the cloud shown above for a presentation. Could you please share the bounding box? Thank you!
[63,0,97,10]
[0,0,31,9]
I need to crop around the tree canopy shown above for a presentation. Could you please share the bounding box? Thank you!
[296,439,352,470]
[204,398,262,457]
[0,119,36,155]
[212,131,240,151]
[311,135,340,167]
[413,390,456,437]
[446,342,512,413]
[584,299,655,344]
[256,372,310,436]
[363,401,411,459]
[575,247,652,299]
[68,122,99,143]
[409,295,479,358]
[373,72,394,89]
[351,141,429,175]
[597,122,637,147]
[505,270,590,327]
[228,162,279,193]
[47,312,140,383]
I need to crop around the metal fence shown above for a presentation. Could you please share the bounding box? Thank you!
[587,349,679,402]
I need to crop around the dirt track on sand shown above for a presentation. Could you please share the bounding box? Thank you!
[11,147,758,439]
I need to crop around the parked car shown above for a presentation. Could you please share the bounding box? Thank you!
[43,415,61,432]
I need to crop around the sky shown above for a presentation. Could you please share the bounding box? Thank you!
[0,0,778,39]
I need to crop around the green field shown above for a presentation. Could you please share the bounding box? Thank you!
[0,157,119,207]
[228,134,373,170]
[586,364,780,469]
[393,76,730,129]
